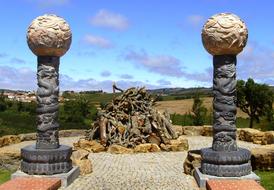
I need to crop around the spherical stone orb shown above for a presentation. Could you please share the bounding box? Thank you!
[201,13,248,55]
[27,14,72,57]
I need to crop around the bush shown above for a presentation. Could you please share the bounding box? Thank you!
[62,97,97,123]
[192,93,207,126]
[0,93,7,112]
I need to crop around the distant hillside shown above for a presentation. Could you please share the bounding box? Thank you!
[0,89,31,93]
[148,87,213,96]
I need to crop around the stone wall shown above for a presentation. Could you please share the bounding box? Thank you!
[0,129,86,148]
[0,135,21,148]
[174,125,274,145]
[251,144,274,170]
[238,128,274,145]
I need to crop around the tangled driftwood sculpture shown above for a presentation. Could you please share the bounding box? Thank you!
[86,87,178,147]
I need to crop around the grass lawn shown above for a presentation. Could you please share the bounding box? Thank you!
[0,169,11,184]
[255,170,274,190]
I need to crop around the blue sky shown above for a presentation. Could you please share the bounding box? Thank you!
[0,0,273,92]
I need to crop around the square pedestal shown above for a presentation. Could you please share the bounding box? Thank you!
[194,167,260,188]
[11,166,80,187]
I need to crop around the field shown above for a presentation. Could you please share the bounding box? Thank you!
[155,97,248,118]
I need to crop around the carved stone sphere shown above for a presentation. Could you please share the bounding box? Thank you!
[27,14,72,57]
[202,13,248,55]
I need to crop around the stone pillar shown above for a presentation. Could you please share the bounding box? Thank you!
[21,14,72,175]
[200,13,252,177]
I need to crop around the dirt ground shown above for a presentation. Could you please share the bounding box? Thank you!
[155,97,248,118]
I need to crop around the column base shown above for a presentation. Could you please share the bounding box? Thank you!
[194,167,260,188]
[201,147,252,177]
[21,144,72,175]
[12,166,80,187]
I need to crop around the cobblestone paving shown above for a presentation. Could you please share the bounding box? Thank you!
[61,136,261,190]
[62,152,198,190]
[0,135,262,190]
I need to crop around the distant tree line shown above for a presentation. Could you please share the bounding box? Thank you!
[237,78,273,128]
[170,78,274,130]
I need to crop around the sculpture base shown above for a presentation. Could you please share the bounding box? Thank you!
[21,144,72,175]
[12,166,80,187]
[194,167,260,188]
[201,147,252,177]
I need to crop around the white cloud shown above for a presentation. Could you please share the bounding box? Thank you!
[123,49,184,77]
[10,58,26,64]
[0,66,165,92]
[238,42,274,82]
[90,9,129,31]
[100,70,111,77]
[186,15,204,27]
[123,49,212,84]
[157,79,171,86]
[119,74,133,79]
[0,66,36,90]
[83,34,113,49]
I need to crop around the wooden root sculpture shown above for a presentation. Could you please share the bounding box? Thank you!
[86,87,178,147]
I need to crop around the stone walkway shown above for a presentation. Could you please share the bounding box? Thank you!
[62,152,198,190]
[0,136,262,190]
[61,136,261,190]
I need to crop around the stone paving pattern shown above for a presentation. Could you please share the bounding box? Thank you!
[62,136,260,190]
[0,135,263,190]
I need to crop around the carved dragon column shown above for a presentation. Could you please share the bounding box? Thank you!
[200,13,252,177]
[21,14,73,175]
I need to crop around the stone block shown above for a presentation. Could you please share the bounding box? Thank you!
[12,166,80,187]
[182,126,203,136]
[206,179,265,190]
[202,125,213,137]
[251,144,274,170]
[183,150,201,175]
[107,144,133,154]
[194,167,260,188]
[74,139,105,153]
[0,177,61,190]
[160,137,188,151]
[134,143,161,153]
[0,135,21,148]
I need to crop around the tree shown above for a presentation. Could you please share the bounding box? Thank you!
[0,92,7,112]
[192,92,207,126]
[63,96,94,123]
[237,78,273,128]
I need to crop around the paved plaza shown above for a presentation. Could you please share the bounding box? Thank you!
[65,136,259,190]
[0,136,261,190]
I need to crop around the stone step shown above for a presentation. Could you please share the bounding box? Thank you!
[0,177,61,190]
[206,179,265,190]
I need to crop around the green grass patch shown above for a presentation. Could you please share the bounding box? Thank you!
[170,113,213,126]
[255,170,274,190]
[63,93,119,105]
[236,117,274,131]
[0,169,11,184]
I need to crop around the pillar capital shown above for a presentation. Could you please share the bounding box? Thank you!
[27,14,72,57]
[202,13,248,55]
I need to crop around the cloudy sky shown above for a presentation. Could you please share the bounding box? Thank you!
[0,0,273,92]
